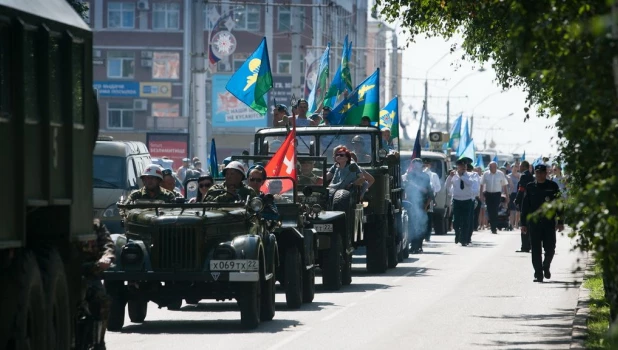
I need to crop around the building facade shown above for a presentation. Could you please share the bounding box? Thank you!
[88,0,369,161]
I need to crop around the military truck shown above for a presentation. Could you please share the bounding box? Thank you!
[400,150,452,236]
[254,126,407,273]
[104,196,279,330]
[0,1,98,348]
[234,155,351,291]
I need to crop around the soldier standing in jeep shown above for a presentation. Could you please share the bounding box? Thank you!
[204,161,257,203]
[124,164,177,204]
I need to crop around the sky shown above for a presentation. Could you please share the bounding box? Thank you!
[395,32,560,159]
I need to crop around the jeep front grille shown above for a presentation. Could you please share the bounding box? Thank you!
[152,225,201,271]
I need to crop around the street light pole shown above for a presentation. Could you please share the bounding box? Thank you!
[423,49,459,141]
[446,68,486,133]
[470,89,505,138]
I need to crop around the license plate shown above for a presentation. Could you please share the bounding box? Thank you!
[210,259,259,271]
[314,224,333,232]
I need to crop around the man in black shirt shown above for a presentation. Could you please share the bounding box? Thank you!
[515,160,534,252]
[521,164,564,283]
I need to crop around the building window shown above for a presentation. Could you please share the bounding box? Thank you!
[234,5,260,31]
[107,102,134,129]
[107,2,135,29]
[203,5,220,30]
[153,3,180,30]
[277,53,291,74]
[277,6,291,31]
[107,51,134,78]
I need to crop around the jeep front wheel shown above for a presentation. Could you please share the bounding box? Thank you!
[284,247,303,309]
[128,299,148,323]
[238,279,261,329]
[105,281,126,331]
[367,216,388,273]
[322,234,343,290]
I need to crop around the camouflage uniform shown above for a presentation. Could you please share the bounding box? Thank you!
[172,189,184,198]
[82,219,116,342]
[203,183,257,203]
[123,186,176,204]
[298,173,322,186]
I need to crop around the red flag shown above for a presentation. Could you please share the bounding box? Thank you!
[260,129,297,194]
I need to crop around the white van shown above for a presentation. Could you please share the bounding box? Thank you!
[93,136,151,233]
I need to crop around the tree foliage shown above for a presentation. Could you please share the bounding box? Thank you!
[66,0,89,21]
[375,0,618,320]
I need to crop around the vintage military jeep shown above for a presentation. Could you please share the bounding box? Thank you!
[254,126,407,274]
[234,154,351,291]
[103,194,278,330]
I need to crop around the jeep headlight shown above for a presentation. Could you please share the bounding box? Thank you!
[121,242,143,265]
[103,203,120,218]
[249,197,264,212]
[378,149,388,159]
[311,204,322,214]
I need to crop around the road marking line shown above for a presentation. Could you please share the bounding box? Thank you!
[321,302,357,321]
[268,328,312,350]
[392,270,416,283]
[421,259,434,267]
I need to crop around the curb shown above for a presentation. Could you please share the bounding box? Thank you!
[571,252,593,349]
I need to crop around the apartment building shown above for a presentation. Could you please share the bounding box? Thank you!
[88,0,368,159]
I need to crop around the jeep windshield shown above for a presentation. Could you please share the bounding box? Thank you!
[93,155,125,189]
[262,135,315,155]
[318,133,373,165]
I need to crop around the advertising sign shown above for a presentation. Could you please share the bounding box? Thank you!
[211,74,267,128]
[140,82,172,98]
[152,52,180,80]
[146,133,189,170]
[93,81,139,97]
[152,102,180,117]
[271,75,292,107]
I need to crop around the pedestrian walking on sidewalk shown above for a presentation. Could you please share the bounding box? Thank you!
[446,159,475,246]
[521,164,564,283]
[515,160,534,252]
[480,161,509,234]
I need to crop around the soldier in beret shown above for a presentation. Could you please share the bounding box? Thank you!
[521,164,564,282]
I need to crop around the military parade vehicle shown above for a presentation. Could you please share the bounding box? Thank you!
[0,1,101,348]
[233,154,351,292]
[254,126,407,274]
[103,194,279,330]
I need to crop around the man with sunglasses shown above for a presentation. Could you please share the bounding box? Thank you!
[203,161,256,203]
[161,169,184,198]
[445,159,476,246]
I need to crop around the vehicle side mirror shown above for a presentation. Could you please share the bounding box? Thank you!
[302,187,313,197]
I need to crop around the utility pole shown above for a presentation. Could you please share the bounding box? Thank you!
[423,78,429,142]
[291,0,302,98]
[265,0,274,68]
[446,99,450,133]
[192,0,207,164]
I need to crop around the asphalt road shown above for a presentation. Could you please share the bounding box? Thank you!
[106,227,585,350]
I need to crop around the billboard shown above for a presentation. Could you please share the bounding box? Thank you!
[140,82,172,98]
[152,52,180,80]
[211,74,267,128]
[93,81,139,97]
[146,133,189,170]
[152,102,180,117]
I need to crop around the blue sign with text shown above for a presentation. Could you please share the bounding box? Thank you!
[93,81,140,97]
